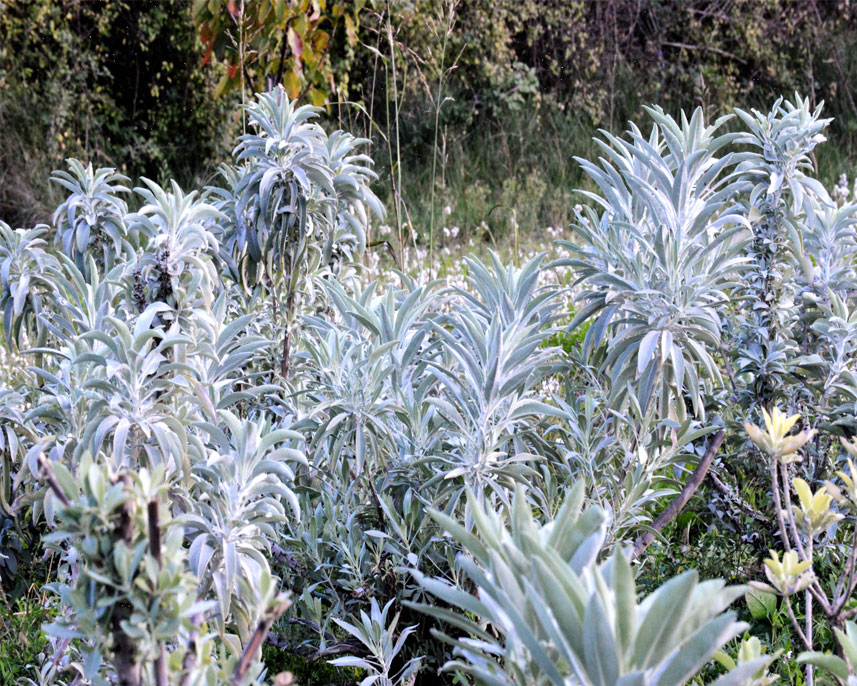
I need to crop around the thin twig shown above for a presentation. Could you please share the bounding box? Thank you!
[707,469,768,523]
[367,240,402,271]
[305,642,366,662]
[771,460,793,553]
[807,540,815,686]
[781,462,808,561]
[784,594,812,650]
[38,454,70,507]
[777,462,831,614]
[660,41,748,65]
[366,474,388,532]
[833,528,857,610]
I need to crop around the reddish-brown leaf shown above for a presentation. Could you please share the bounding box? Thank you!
[288,26,303,60]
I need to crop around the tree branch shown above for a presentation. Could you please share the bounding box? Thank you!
[112,473,141,686]
[661,41,748,65]
[232,597,291,686]
[632,430,725,560]
[305,642,366,662]
[179,613,203,686]
[707,469,769,524]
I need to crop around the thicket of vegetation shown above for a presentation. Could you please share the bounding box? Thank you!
[5,2,857,686]
[4,1,857,243]
[3,83,857,685]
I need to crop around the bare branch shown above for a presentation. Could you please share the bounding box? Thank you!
[232,597,291,686]
[632,430,725,560]
[148,500,162,565]
[305,642,366,662]
[784,594,812,650]
[660,41,748,65]
[707,469,768,523]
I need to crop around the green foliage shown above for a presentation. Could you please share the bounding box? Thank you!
[7,0,857,254]
[411,484,760,686]
[0,0,233,226]
[220,86,383,377]
[0,587,51,684]
[7,82,857,686]
[558,106,750,420]
[0,87,382,685]
[543,306,590,356]
[799,620,857,683]
[193,0,368,103]
[261,646,361,685]
[335,0,857,251]
[51,160,132,277]
[41,459,215,679]
[328,598,420,685]
[0,222,57,349]
[405,0,857,131]
[228,88,380,289]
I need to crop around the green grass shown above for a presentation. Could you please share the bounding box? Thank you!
[368,101,601,249]
[368,95,857,258]
[262,644,364,685]
[0,586,51,683]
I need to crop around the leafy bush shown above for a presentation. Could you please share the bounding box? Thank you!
[0,0,233,227]
[5,86,857,686]
[192,0,367,103]
[411,484,761,686]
